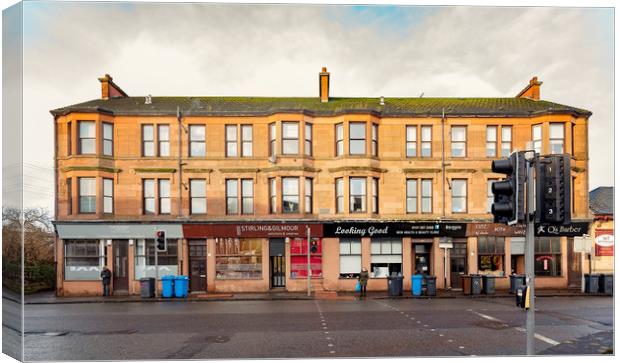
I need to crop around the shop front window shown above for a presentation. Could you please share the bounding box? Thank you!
[370,238,402,278]
[535,237,562,277]
[64,240,107,280]
[477,236,505,276]
[339,238,361,278]
[215,238,262,279]
[290,238,322,278]
[134,239,179,279]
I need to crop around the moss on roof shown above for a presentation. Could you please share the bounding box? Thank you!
[50,96,592,118]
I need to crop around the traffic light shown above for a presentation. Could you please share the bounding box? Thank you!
[536,154,571,224]
[156,230,167,252]
[491,151,526,225]
[310,239,318,253]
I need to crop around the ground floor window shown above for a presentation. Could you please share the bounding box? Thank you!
[290,238,322,278]
[339,238,361,278]
[535,237,562,277]
[64,239,107,280]
[215,238,262,279]
[370,238,402,278]
[134,239,179,279]
[477,236,505,276]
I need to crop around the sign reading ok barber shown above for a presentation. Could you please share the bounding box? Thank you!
[323,222,467,238]
[534,222,590,237]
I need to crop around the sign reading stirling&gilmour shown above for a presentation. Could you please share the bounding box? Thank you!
[323,222,467,238]
[594,229,614,256]
[182,223,323,238]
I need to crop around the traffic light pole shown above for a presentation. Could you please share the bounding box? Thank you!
[155,248,159,298]
[307,226,311,297]
[525,155,536,355]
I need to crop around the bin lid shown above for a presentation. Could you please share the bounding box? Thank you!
[161,275,174,280]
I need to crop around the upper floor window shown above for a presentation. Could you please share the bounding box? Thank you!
[451,126,466,157]
[159,180,171,214]
[67,122,72,156]
[335,178,344,213]
[282,177,299,213]
[550,123,564,154]
[103,178,113,214]
[486,126,497,157]
[349,122,366,155]
[487,179,497,213]
[406,125,417,157]
[143,179,156,214]
[241,125,253,157]
[158,125,170,157]
[421,125,432,157]
[189,125,206,157]
[269,123,276,157]
[66,178,72,215]
[406,179,417,213]
[225,125,238,157]
[501,126,512,157]
[226,179,238,214]
[371,178,379,213]
[102,123,113,156]
[142,125,155,157]
[78,121,96,154]
[349,177,366,213]
[451,179,467,213]
[189,179,207,214]
[305,123,312,156]
[282,122,299,155]
[335,123,344,156]
[532,124,542,154]
[269,178,277,214]
[79,177,96,213]
[305,178,313,213]
[421,179,433,213]
[241,179,254,214]
[371,124,378,156]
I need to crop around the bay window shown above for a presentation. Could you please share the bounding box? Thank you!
[79,177,96,214]
[371,124,378,156]
[282,177,299,213]
[371,177,379,213]
[79,121,96,154]
[305,178,313,213]
[335,178,344,213]
[532,124,542,154]
[349,122,366,155]
[269,178,276,214]
[550,123,564,154]
[349,177,366,213]
[269,122,276,157]
[335,123,344,156]
[282,122,299,154]
[102,122,113,156]
[103,178,113,214]
[305,123,312,156]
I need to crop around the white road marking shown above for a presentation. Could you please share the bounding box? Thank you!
[328,344,334,347]
[448,339,454,343]
[459,346,465,349]
[474,312,502,322]
[514,327,560,346]
[330,351,336,354]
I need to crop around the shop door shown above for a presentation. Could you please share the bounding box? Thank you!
[412,244,432,275]
[450,241,467,289]
[189,240,207,292]
[270,239,286,288]
[567,238,582,289]
[112,240,128,293]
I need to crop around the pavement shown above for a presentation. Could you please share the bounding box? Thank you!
[2,286,612,305]
[540,330,614,355]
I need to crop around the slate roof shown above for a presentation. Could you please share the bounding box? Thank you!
[589,187,614,215]
[50,96,592,118]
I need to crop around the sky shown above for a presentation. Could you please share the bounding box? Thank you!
[0,0,615,213]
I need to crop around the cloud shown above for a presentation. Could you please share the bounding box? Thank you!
[15,2,614,210]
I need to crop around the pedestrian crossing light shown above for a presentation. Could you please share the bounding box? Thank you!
[310,239,318,253]
[491,151,526,225]
[536,154,571,225]
[156,230,167,252]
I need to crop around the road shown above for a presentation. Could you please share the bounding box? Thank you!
[11,296,614,360]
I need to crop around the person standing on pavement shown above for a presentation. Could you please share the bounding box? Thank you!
[100,266,112,297]
[358,267,369,298]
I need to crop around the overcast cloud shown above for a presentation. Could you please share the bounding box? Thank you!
[4,1,614,212]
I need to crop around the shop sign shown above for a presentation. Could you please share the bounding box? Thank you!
[467,223,526,237]
[183,223,323,238]
[594,229,614,256]
[573,236,593,254]
[323,222,467,238]
[535,222,590,237]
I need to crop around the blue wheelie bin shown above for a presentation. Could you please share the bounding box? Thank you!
[411,274,423,296]
[161,275,175,298]
[174,276,189,298]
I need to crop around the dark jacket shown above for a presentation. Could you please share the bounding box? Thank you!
[358,270,369,285]
[100,268,111,284]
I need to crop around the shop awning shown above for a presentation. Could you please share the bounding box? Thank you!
[55,223,184,239]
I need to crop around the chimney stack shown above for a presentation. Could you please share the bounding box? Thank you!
[319,67,330,103]
[516,76,542,101]
[98,74,128,100]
